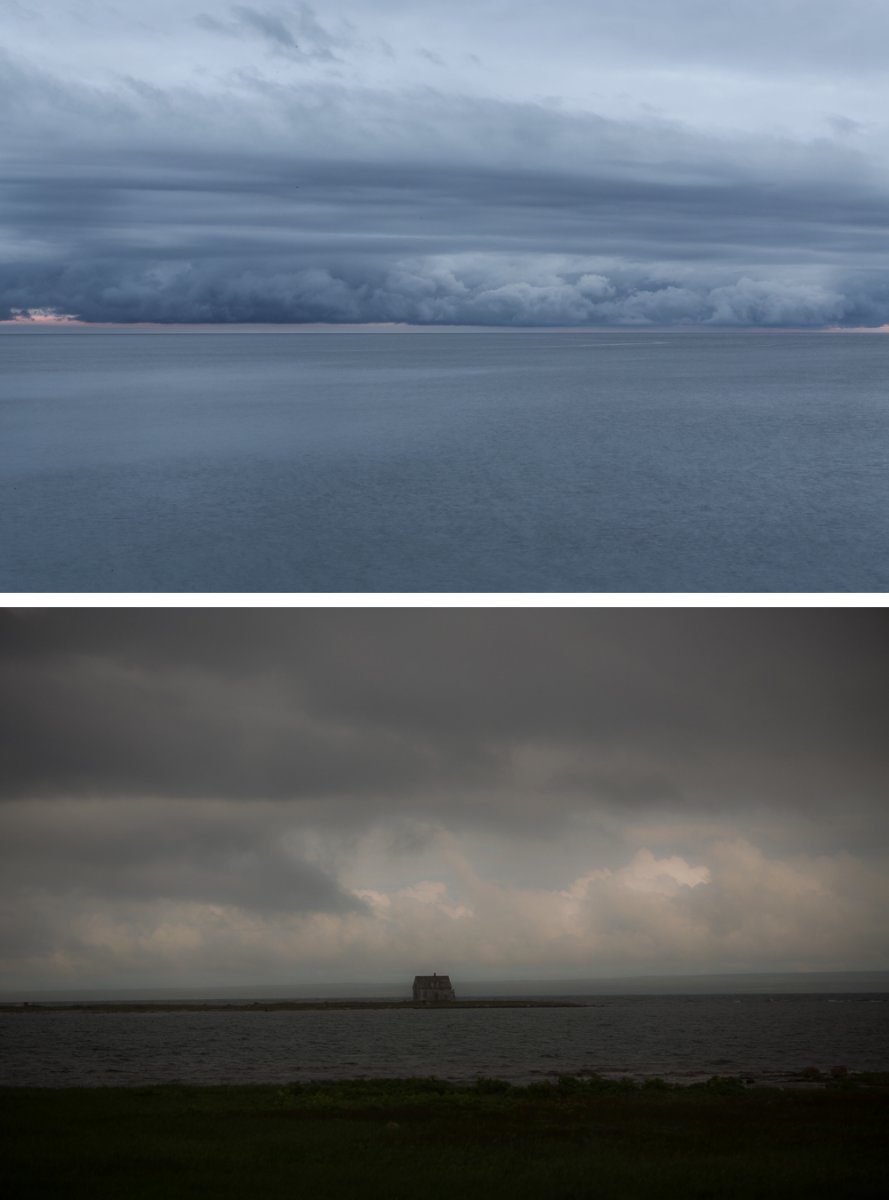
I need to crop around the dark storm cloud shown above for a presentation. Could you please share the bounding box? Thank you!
[2,1,889,325]
[3,607,888,984]
[2,610,887,821]
[0,799,361,914]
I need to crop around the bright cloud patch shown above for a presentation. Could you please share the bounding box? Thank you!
[4,816,886,987]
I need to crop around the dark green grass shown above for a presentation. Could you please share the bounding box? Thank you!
[3,1076,888,1199]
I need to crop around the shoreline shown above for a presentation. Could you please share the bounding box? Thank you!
[0,999,585,1013]
[3,1069,887,1092]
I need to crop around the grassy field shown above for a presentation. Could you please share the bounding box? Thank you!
[3,1075,888,1199]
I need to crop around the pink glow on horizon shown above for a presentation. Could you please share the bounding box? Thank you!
[0,308,86,326]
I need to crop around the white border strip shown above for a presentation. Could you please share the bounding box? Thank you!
[3,593,882,608]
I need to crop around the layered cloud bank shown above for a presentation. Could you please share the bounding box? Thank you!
[2,1,889,326]
[2,258,875,328]
[2,610,887,987]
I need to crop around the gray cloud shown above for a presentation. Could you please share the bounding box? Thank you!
[196,4,343,61]
[1,798,361,914]
[482,0,889,76]
[2,608,888,985]
[2,609,886,819]
[0,256,870,327]
[1,2,888,325]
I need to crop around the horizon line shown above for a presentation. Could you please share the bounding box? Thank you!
[3,319,888,333]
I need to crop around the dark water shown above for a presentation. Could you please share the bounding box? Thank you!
[2,330,887,592]
[2,996,887,1087]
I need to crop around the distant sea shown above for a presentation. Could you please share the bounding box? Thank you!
[2,995,887,1088]
[2,328,887,592]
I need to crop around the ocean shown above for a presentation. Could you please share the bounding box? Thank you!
[1,329,887,592]
[2,995,888,1087]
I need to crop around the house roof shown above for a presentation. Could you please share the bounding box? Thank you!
[413,975,453,987]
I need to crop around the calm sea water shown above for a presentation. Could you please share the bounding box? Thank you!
[2,996,887,1087]
[2,330,887,592]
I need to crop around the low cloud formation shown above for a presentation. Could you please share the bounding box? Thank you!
[1,798,360,916]
[2,1,889,325]
[2,609,888,987]
[0,257,867,327]
[4,820,887,987]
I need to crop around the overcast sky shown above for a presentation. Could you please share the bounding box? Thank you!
[2,608,887,990]
[2,0,889,326]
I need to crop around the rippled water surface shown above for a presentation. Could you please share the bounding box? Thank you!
[3,996,888,1087]
[2,329,888,591]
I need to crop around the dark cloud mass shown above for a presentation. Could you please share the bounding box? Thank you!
[2,609,888,985]
[1,798,361,915]
[2,608,887,814]
[2,1,889,326]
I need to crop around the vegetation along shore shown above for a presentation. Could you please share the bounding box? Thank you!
[4,1075,888,1199]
